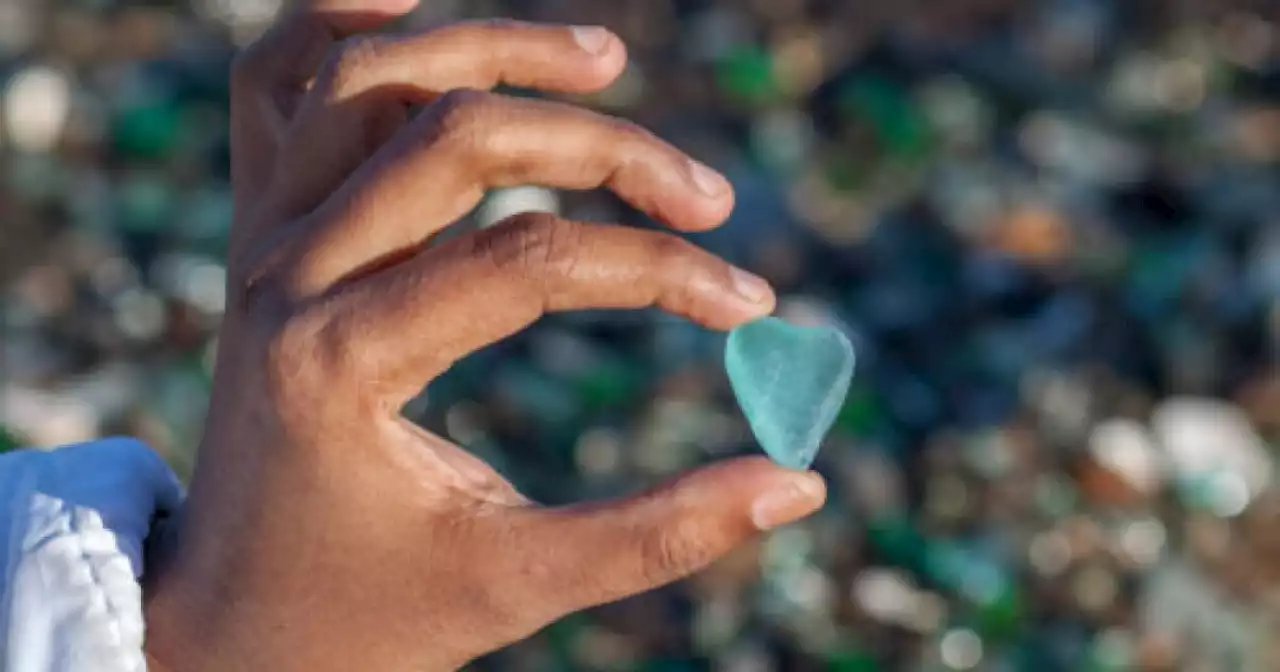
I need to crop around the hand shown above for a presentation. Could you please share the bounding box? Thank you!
[142,2,828,670]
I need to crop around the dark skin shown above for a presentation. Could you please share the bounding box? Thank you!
[141,1,827,669]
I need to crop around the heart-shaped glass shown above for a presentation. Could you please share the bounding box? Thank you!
[725,317,856,470]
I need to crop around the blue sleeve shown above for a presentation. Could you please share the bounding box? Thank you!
[0,438,183,672]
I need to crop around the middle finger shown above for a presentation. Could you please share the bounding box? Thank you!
[283,90,736,297]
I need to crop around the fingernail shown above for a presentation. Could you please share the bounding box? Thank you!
[572,26,612,56]
[751,473,825,530]
[730,267,772,305]
[689,160,730,198]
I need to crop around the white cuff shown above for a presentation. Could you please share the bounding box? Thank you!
[0,438,183,672]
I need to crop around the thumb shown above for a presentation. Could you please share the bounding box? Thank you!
[510,457,826,617]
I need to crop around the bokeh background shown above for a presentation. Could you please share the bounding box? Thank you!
[4,0,1280,669]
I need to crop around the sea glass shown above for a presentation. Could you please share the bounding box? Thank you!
[725,317,856,470]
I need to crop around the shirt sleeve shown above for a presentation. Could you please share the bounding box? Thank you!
[0,438,183,672]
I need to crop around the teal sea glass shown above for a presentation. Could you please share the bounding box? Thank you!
[725,317,856,469]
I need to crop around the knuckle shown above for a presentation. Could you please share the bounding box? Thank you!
[229,225,299,317]
[611,117,658,147]
[260,304,369,416]
[236,265,285,320]
[649,231,695,264]
[261,310,326,399]
[235,271,372,420]
[425,20,529,88]
[307,309,365,384]
[477,213,580,279]
[650,234,701,301]
[325,36,389,96]
[429,88,494,139]
[643,518,714,584]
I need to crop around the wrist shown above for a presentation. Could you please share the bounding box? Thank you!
[140,508,185,672]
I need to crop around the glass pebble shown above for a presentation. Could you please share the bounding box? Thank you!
[725,317,855,470]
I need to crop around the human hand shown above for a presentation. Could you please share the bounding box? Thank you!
[142,1,827,670]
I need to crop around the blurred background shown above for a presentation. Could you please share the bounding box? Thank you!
[3,0,1280,669]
